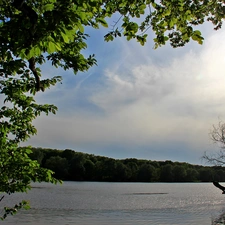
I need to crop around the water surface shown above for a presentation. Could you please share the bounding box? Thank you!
[1,182,225,225]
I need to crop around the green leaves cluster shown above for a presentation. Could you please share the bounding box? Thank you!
[103,0,225,48]
[0,200,30,221]
[0,69,59,218]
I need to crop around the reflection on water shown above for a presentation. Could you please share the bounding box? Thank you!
[1,182,225,225]
[127,192,168,195]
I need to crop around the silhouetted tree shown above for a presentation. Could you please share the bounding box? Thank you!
[173,165,187,182]
[45,156,69,180]
[137,164,156,182]
[160,164,174,182]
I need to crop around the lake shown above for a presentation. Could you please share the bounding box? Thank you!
[1,182,225,225]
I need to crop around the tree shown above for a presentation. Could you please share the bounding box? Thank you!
[173,165,187,182]
[1,0,224,219]
[203,122,225,166]
[199,167,214,182]
[212,167,225,181]
[160,164,174,182]
[68,154,86,180]
[45,156,69,180]
[29,147,44,164]
[83,159,95,180]
[137,164,156,182]
[185,168,199,182]
[114,161,130,181]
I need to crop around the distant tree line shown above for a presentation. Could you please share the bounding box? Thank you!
[26,147,225,182]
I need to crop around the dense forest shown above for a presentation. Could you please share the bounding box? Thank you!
[26,147,225,182]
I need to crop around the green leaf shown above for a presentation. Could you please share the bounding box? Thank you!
[169,18,177,27]
[79,12,87,22]
[48,42,56,53]
[54,42,62,51]
[96,18,108,28]
[42,4,54,12]
[77,23,84,33]
[104,33,114,42]
[126,22,138,33]
[61,32,70,43]
[191,35,203,44]
[193,30,202,36]
[139,4,146,11]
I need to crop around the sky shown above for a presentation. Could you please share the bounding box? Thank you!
[25,19,225,165]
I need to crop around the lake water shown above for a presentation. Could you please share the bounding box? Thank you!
[1,182,225,225]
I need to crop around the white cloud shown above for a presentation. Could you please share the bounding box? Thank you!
[27,26,225,163]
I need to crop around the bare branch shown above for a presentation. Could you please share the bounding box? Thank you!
[210,121,225,147]
[0,195,4,202]
[203,121,225,166]
[110,15,124,31]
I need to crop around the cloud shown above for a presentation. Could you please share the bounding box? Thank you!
[26,26,225,164]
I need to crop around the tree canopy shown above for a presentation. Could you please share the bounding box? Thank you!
[0,0,224,219]
[29,147,225,183]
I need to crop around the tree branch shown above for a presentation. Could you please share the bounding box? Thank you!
[13,1,42,91]
[28,57,43,91]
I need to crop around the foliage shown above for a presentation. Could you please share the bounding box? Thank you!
[29,147,225,183]
[0,0,224,220]
[0,75,59,219]
[103,0,225,48]
[0,200,30,221]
